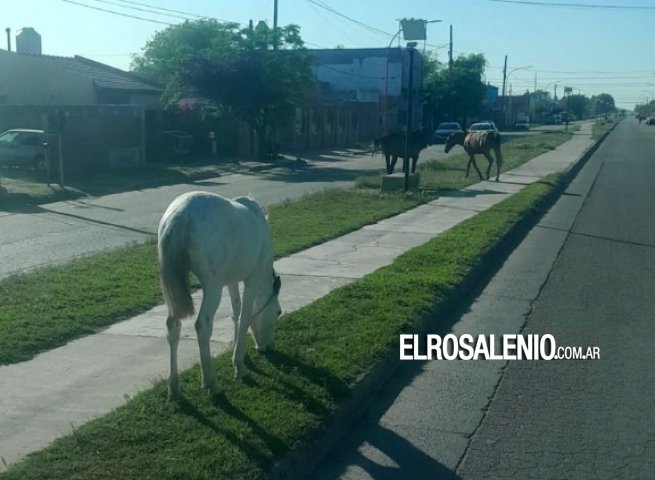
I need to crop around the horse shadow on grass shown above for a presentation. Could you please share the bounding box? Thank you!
[245,350,350,417]
[173,393,288,466]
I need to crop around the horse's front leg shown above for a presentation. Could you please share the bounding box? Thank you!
[390,155,399,174]
[233,286,255,378]
[195,284,222,397]
[385,153,392,174]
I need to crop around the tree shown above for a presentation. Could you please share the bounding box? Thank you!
[132,19,315,156]
[564,94,589,120]
[423,53,487,127]
[590,93,616,116]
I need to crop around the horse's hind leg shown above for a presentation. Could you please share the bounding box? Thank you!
[495,149,503,181]
[228,283,241,347]
[483,152,495,180]
[195,284,222,396]
[166,314,182,400]
[467,154,483,179]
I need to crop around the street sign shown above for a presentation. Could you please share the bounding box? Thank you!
[401,18,426,41]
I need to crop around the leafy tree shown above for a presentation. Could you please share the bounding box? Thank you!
[563,94,589,120]
[423,53,487,127]
[590,93,616,116]
[132,19,314,156]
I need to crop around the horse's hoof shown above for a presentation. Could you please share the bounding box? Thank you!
[207,385,221,399]
[234,365,250,379]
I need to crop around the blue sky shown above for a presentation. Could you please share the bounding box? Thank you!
[4,0,655,109]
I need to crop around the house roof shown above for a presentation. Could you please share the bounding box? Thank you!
[0,50,161,93]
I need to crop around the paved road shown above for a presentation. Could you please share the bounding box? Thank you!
[0,144,454,279]
[313,117,655,479]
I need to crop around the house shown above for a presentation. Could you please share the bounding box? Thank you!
[0,50,161,108]
[0,28,164,174]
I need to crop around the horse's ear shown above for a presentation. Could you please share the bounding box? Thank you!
[273,275,281,294]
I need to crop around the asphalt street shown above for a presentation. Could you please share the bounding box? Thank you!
[313,118,655,479]
[0,144,457,278]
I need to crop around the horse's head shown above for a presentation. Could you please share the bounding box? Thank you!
[445,131,465,153]
[250,272,282,351]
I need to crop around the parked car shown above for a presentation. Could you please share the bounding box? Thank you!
[468,121,499,132]
[0,129,47,171]
[431,122,462,144]
[646,117,655,125]
[515,120,530,131]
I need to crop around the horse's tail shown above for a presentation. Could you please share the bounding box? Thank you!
[158,215,195,320]
[371,138,381,157]
[493,131,503,166]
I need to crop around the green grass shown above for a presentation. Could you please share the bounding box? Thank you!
[0,243,161,365]
[0,189,429,366]
[355,131,574,191]
[0,173,564,480]
[591,117,617,139]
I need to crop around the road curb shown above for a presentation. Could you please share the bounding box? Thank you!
[266,121,618,480]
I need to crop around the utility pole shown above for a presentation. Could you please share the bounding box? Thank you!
[273,0,279,50]
[501,55,507,126]
[404,43,417,192]
[5,28,10,51]
[534,71,537,92]
[448,25,453,79]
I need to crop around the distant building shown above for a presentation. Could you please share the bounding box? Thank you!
[310,47,423,134]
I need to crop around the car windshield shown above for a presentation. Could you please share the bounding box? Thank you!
[438,123,460,130]
[0,131,20,144]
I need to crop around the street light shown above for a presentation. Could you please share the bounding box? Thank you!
[382,18,441,134]
[502,65,532,126]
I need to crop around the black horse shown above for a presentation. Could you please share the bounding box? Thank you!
[374,130,430,174]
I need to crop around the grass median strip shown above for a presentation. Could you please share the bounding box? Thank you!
[0,129,575,366]
[1,173,563,480]
[356,131,574,190]
[0,190,426,366]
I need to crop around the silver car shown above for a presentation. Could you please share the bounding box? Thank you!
[0,129,47,171]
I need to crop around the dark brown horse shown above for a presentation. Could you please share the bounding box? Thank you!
[445,130,503,182]
[374,131,429,174]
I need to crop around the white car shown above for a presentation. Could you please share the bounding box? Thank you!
[468,121,499,132]
[0,129,47,171]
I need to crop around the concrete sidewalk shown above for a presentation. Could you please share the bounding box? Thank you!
[0,123,596,471]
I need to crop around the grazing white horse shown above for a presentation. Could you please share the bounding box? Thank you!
[158,191,282,400]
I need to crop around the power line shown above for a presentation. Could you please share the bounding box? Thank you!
[111,0,206,17]
[303,0,392,38]
[485,0,655,9]
[90,0,198,21]
[111,0,235,22]
[61,0,174,25]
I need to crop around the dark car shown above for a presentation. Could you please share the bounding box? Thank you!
[432,122,462,144]
[646,117,655,125]
[0,129,47,171]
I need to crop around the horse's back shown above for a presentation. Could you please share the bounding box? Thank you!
[464,130,500,152]
[159,191,271,285]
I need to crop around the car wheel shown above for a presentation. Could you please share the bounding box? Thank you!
[33,155,48,172]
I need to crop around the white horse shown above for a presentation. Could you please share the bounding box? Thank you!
[158,191,282,400]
